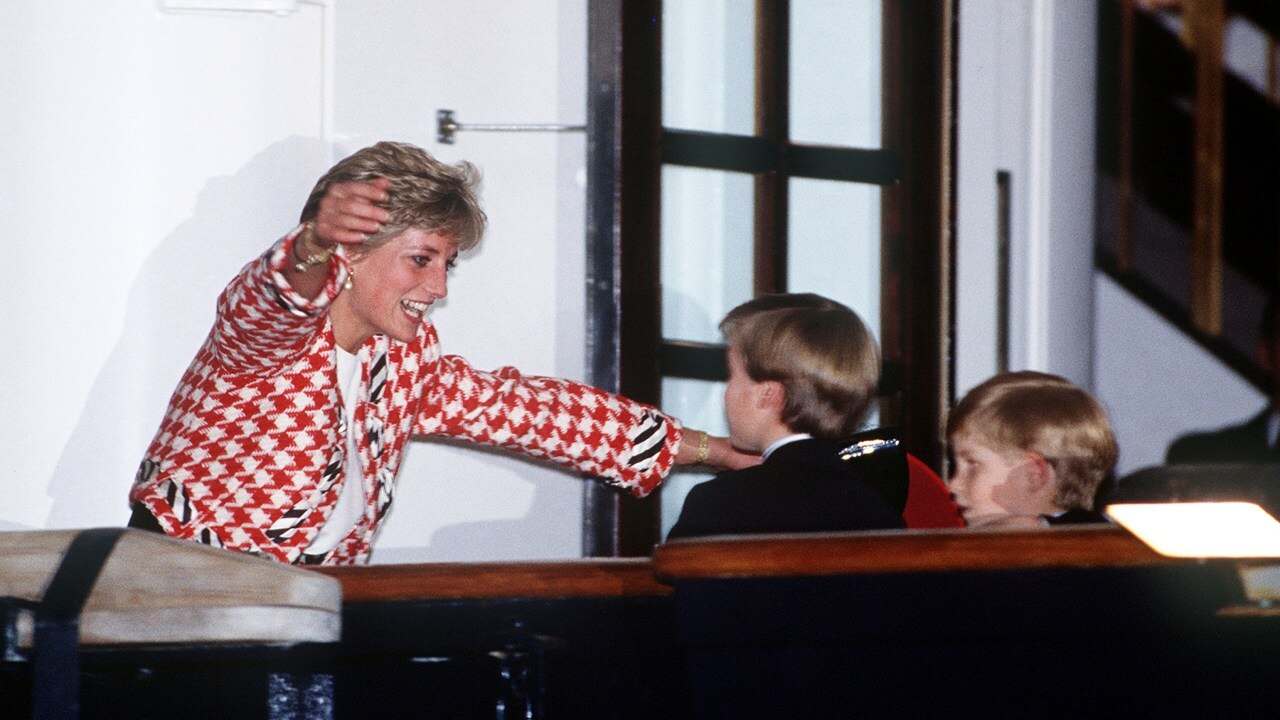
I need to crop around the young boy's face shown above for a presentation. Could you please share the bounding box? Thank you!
[948,430,1042,527]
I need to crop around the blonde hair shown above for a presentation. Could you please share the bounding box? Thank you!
[946,371,1118,510]
[301,141,487,252]
[721,293,880,438]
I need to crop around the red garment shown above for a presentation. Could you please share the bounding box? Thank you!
[902,454,964,529]
[131,226,681,564]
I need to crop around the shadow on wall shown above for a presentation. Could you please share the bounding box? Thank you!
[43,137,330,529]
[372,435,601,564]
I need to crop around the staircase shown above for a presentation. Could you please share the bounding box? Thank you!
[1096,0,1280,391]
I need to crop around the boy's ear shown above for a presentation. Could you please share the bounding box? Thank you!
[1019,452,1056,493]
[758,380,786,412]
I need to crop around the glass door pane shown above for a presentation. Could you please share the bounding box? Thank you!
[660,166,756,342]
[655,1,890,540]
[657,163,754,539]
[663,0,757,135]
[788,176,882,428]
[790,0,882,148]
[658,377,728,536]
[786,177,882,340]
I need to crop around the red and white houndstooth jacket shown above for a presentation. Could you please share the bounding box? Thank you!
[131,226,682,565]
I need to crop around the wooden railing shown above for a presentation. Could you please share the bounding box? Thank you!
[308,528,1276,718]
[1101,0,1280,388]
[317,526,1204,601]
[315,557,669,602]
[652,525,1180,580]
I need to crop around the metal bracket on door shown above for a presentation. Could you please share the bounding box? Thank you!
[436,109,586,144]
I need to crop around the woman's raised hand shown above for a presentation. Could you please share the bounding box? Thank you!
[312,177,393,247]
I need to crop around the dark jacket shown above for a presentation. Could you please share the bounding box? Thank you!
[1166,410,1275,464]
[1042,508,1110,526]
[665,435,907,541]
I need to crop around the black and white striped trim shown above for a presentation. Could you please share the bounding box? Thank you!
[368,348,388,404]
[164,480,194,525]
[268,442,344,543]
[134,460,159,487]
[265,282,291,313]
[198,527,223,549]
[316,442,345,495]
[266,507,309,542]
[625,411,667,472]
[366,419,384,460]
[161,478,221,547]
[375,467,395,521]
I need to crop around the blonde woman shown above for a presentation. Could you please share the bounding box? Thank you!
[130,141,749,564]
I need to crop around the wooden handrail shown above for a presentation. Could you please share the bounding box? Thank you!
[314,557,670,603]
[316,527,1227,603]
[652,526,1183,581]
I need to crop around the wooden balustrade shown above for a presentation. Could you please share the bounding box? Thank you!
[6,528,1268,718]
[316,526,1202,602]
[652,525,1181,581]
[315,556,669,602]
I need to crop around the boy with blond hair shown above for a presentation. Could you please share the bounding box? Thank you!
[946,371,1119,528]
[666,293,906,540]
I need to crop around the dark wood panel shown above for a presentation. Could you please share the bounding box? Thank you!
[316,558,670,602]
[661,131,775,172]
[754,0,789,296]
[317,527,1204,603]
[653,526,1182,580]
[615,0,666,557]
[787,144,901,184]
[582,0,626,558]
[659,340,727,381]
[881,0,950,470]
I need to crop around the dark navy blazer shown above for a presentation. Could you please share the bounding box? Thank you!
[665,435,907,541]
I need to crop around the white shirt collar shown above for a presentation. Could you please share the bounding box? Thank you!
[762,433,812,461]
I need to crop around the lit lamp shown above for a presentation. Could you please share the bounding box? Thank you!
[1105,501,1280,558]
[1105,463,1280,606]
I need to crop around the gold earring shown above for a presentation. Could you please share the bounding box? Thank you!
[343,268,354,291]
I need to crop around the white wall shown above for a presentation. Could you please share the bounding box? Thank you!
[1,2,328,533]
[0,0,593,563]
[329,0,589,563]
[1094,275,1265,475]
[957,0,1267,480]
[955,0,1098,396]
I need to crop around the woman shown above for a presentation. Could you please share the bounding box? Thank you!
[130,141,747,565]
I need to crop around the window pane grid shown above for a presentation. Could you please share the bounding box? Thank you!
[654,0,892,540]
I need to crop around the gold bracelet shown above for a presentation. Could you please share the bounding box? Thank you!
[292,223,336,272]
[693,431,710,464]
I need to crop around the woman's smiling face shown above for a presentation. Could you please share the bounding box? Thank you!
[331,228,456,351]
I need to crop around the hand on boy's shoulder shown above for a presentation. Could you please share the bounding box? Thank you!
[674,432,761,470]
[713,437,762,471]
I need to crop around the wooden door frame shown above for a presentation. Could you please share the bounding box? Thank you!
[583,0,953,556]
